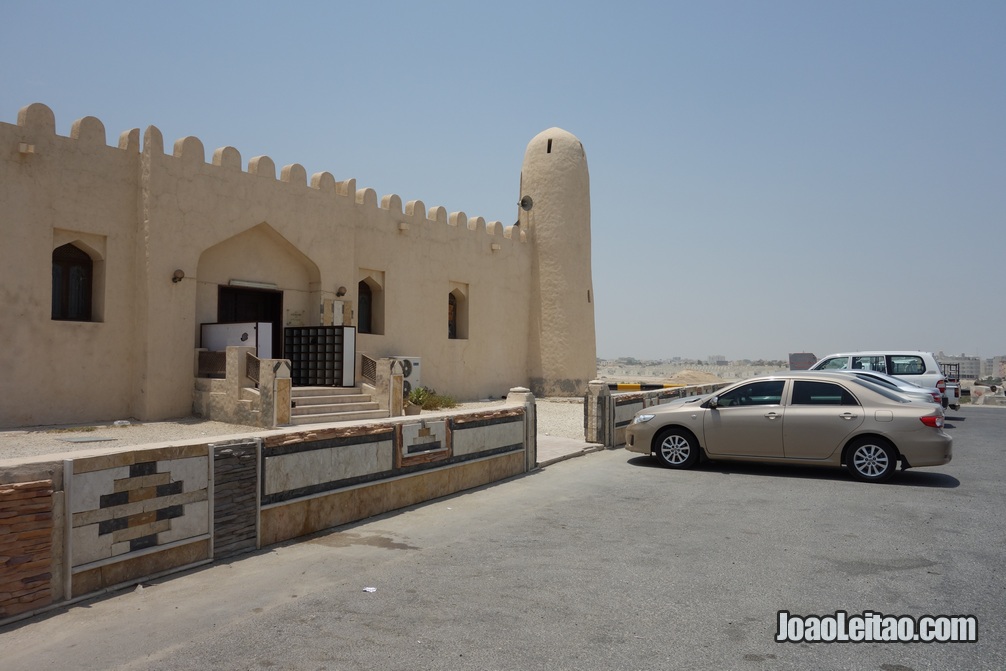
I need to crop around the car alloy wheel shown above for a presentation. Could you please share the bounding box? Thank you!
[847,438,896,482]
[655,429,700,469]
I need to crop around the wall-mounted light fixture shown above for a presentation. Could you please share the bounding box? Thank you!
[172,269,185,283]
[491,243,501,252]
[229,279,279,290]
[18,143,36,156]
[513,195,533,227]
[398,222,410,232]
[335,286,347,297]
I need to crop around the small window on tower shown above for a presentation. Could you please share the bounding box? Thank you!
[448,285,469,340]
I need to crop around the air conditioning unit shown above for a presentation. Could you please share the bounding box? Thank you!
[393,357,421,394]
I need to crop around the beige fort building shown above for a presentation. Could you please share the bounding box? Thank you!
[0,103,597,428]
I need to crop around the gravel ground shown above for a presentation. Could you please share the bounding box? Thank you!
[0,397,585,462]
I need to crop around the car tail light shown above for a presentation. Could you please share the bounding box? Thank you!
[930,393,941,403]
[936,378,946,393]
[920,414,944,428]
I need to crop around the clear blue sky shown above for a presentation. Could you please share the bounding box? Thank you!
[3,1,1003,361]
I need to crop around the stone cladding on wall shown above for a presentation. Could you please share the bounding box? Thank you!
[0,480,54,619]
[211,440,260,560]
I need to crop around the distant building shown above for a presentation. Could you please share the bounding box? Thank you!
[982,356,1006,379]
[708,354,727,365]
[789,353,818,370]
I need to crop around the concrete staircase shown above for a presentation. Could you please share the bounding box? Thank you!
[194,377,264,427]
[289,387,388,425]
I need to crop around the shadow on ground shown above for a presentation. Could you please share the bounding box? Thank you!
[625,454,960,489]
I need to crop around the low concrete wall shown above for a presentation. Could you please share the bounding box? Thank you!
[585,380,729,447]
[0,391,536,625]
[258,406,529,545]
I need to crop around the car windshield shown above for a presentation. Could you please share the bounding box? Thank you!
[848,377,911,403]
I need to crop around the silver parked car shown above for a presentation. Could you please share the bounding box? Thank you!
[625,371,952,482]
[831,369,942,405]
[809,351,950,407]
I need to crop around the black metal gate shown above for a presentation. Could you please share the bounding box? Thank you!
[284,326,356,387]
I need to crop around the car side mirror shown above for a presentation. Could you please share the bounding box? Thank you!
[704,396,719,409]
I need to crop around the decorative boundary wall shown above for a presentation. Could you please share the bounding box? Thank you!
[258,407,529,546]
[0,392,536,625]
[585,380,730,447]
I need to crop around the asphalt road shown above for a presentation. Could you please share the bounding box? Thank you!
[2,407,1003,671]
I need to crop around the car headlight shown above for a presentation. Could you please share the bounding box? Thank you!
[632,414,655,424]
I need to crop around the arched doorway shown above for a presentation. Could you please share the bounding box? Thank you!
[196,223,321,359]
[217,285,283,356]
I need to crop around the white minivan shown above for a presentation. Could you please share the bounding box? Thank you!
[810,351,951,408]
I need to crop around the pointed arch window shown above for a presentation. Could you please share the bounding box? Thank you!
[357,275,384,335]
[358,280,373,334]
[448,293,457,339]
[448,285,468,340]
[52,243,93,321]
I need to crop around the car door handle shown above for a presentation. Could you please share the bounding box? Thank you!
[764,412,780,420]
[840,413,858,420]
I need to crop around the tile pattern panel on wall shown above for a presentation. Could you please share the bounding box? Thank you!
[260,410,526,506]
[398,420,450,468]
[70,447,210,568]
[261,425,397,505]
[449,408,526,458]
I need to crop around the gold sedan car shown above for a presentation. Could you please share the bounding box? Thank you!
[624,371,952,482]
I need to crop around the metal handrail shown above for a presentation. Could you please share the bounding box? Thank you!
[361,354,377,384]
[198,350,226,378]
[246,352,261,385]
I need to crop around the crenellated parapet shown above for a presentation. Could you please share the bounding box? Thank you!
[16,102,58,136]
[14,103,140,155]
[6,102,524,244]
